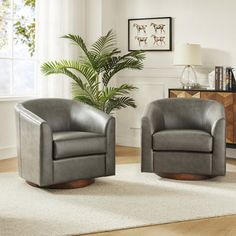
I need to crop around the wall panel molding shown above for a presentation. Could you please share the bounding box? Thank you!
[0,146,16,160]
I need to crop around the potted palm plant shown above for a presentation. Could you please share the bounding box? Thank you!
[41,30,145,114]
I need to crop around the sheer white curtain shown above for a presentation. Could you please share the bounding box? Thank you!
[36,0,86,98]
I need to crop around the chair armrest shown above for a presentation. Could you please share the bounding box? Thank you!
[211,118,225,137]
[202,103,226,175]
[204,102,225,135]
[211,118,226,175]
[16,104,45,125]
[141,103,164,172]
[70,102,116,175]
[15,104,53,186]
[142,104,165,134]
[105,116,116,176]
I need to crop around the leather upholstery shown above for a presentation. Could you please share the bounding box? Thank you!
[15,105,53,186]
[141,98,226,177]
[153,152,212,175]
[53,155,106,184]
[53,131,106,159]
[15,98,115,187]
[153,129,213,152]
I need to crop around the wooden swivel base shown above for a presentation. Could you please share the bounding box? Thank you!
[158,173,211,181]
[26,178,95,189]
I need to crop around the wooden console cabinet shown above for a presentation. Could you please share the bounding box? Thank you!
[169,89,236,145]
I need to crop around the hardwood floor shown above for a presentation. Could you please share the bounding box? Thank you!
[84,215,236,236]
[1,146,236,236]
[0,156,18,173]
[115,146,140,164]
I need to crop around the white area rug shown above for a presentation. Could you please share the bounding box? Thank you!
[1,163,236,236]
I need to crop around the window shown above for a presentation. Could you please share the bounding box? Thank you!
[0,0,36,98]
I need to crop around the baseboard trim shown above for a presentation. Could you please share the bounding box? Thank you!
[226,148,236,159]
[116,135,140,148]
[0,146,16,160]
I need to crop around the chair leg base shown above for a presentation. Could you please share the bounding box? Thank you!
[26,178,95,189]
[158,173,211,181]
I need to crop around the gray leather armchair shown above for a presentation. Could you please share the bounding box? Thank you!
[15,98,115,187]
[141,98,226,180]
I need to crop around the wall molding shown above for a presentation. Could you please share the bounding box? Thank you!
[142,65,212,70]
[118,65,212,81]
[131,82,165,85]
[0,146,16,160]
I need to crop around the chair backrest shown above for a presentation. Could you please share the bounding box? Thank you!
[21,98,75,132]
[151,98,223,131]
[20,98,111,134]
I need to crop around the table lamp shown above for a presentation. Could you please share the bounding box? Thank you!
[174,43,202,89]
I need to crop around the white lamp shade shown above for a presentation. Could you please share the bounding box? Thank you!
[174,43,202,66]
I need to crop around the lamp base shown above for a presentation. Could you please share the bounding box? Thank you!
[181,83,201,90]
[180,65,198,89]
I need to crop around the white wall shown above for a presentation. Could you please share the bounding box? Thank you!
[114,0,236,147]
[0,101,17,159]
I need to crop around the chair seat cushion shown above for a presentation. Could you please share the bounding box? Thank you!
[53,131,106,159]
[153,129,213,153]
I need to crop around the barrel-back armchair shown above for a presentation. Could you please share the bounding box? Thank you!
[15,98,115,188]
[141,98,226,180]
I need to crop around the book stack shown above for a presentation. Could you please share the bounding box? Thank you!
[215,66,235,91]
[232,69,236,90]
[230,68,236,91]
[215,66,223,90]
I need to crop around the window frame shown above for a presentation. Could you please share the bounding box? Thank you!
[0,0,37,100]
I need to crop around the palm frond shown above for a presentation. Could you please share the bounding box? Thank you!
[62,34,96,68]
[62,34,89,56]
[105,96,136,114]
[73,94,97,107]
[72,82,100,108]
[41,61,84,89]
[102,56,144,86]
[41,60,97,86]
[57,60,98,85]
[101,50,145,85]
[121,50,146,61]
[92,48,121,72]
[101,84,137,101]
[90,30,116,56]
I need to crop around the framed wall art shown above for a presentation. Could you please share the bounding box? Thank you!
[128,17,172,51]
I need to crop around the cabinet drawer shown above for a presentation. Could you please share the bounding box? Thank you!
[169,90,200,98]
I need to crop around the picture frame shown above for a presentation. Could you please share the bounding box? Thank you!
[128,17,172,51]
